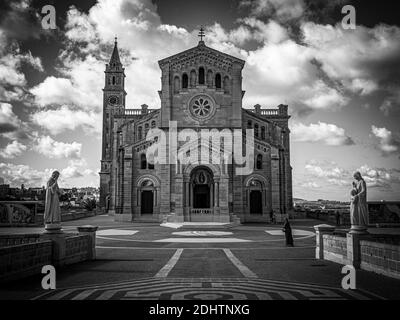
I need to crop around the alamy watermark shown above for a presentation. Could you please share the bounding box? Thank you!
[341,5,356,30]
[41,5,56,30]
[145,121,255,175]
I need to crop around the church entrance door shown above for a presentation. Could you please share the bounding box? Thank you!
[141,190,153,214]
[250,190,262,214]
[193,184,210,208]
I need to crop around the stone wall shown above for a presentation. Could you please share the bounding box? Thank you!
[0,226,97,283]
[0,234,42,247]
[0,240,52,283]
[322,234,348,265]
[315,225,400,280]
[63,235,91,265]
[360,238,400,280]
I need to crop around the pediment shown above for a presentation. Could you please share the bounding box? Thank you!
[158,42,245,73]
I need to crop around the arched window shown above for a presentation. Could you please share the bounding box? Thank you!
[261,126,266,140]
[151,121,156,128]
[215,73,221,89]
[223,76,230,93]
[254,124,259,137]
[182,73,188,89]
[247,120,252,128]
[174,76,180,93]
[207,70,213,87]
[256,154,263,170]
[140,154,147,169]
[138,126,142,140]
[198,67,205,85]
[190,70,196,87]
[112,76,116,85]
[144,123,149,136]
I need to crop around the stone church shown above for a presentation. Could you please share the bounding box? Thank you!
[99,34,293,223]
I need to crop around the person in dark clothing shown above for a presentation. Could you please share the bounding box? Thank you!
[335,211,341,226]
[269,209,274,224]
[282,218,294,246]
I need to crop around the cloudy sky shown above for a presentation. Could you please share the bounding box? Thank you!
[0,0,399,200]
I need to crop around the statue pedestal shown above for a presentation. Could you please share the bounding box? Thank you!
[44,223,63,234]
[349,225,368,235]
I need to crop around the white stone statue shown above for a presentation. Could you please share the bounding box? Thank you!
[44,170,62,231]
[349,171,369,233]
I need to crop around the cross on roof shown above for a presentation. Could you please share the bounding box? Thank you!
[198,26,205,42]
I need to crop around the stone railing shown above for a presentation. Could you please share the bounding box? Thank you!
[0,234,42,247]
[314,224,400,280]
[124,109,142,116]
[260,109,279,116]
[0,225,98,283]
[191,208,213,214]
[0,201,40,226]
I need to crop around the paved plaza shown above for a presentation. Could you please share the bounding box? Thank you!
[1,215,399,300]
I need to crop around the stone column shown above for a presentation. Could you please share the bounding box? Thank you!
[314,224,336,260]
[215,182,219,207]
[77,225,98,260]
[185,182,189,206]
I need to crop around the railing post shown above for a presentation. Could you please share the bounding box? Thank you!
[77,225,98,260]
[314,224,336,260]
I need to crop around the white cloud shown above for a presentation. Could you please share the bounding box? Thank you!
[33,136,82,159]
[302,22,400,98]
[31,106,102,135]
[0,102,31,140]
[0,141,27,159]
[0,103,20,133]
[357,165,400,188]
[305,160,400,189]
[0,29,43,101]
[291,122,354,146]
[34,0,400,118]
[30,73,102,110]
[241,0,305,21]
[0,162,51,187]
[305,161,348,179]
[301,181,319,188]
[371,125,399,156]
[0,161,98,188]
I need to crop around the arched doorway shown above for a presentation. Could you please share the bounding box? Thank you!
[191,167,213,209]
[141,190,153,214]
[246,178,265,215]
[139,180,155,215]
[250,190,262,214]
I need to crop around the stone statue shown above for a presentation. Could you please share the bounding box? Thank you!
[349,171,369,233]
[44,170,62,232]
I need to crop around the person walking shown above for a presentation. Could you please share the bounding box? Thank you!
[269,209,274,224]
[282,218,294,246]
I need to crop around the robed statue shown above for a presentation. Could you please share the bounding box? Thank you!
[44,170,62,227]
[349,171,369,232]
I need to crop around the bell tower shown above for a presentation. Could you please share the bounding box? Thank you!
[100,37,126,209]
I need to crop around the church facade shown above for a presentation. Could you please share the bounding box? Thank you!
[99,37,293,223]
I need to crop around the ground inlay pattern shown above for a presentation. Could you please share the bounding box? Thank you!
[34,277,379,300]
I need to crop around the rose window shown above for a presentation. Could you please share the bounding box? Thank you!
[189,95,215,120]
